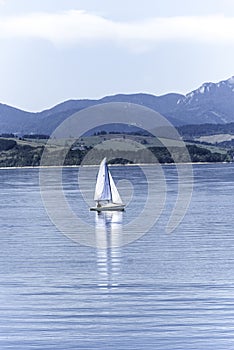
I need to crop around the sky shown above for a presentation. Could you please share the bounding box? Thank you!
[1,0,234,111]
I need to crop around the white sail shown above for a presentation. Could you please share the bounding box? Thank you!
[94,158,112,201]
[91,158,125,211]
[109,171,123,204]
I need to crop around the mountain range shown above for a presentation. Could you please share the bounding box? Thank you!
[1,76,234,135]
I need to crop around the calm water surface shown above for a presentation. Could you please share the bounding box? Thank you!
[1,163,234,350]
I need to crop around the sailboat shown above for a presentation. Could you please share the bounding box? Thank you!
[90,158,125,212]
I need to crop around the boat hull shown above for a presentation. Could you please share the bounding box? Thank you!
[90,203,125,212]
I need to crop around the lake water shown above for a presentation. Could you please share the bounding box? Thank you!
[1,163,234,350]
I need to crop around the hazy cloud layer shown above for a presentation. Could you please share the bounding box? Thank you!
[0,10,233,49]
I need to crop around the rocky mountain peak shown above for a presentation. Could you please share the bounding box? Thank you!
[177,76,234,108]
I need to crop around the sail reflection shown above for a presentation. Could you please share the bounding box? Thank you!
[95,211,123,287]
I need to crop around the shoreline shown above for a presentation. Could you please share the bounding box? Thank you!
[0,161,232,170]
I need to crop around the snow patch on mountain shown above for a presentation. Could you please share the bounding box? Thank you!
[199,86,205,94]
[227,76,234,85]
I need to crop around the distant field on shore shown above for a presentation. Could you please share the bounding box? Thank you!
[0,133,231,167]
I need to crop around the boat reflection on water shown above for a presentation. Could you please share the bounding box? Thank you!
[95,211,123,288]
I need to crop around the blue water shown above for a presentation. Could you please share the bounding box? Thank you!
[1,163,234,349]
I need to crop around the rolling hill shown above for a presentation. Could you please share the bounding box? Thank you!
[1,76,234,135]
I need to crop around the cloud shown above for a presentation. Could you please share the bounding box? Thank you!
[0,10,234,49]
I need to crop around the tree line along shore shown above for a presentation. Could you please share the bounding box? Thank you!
[0,134,232,168]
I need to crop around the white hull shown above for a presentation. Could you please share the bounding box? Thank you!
[90,203,125,212]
